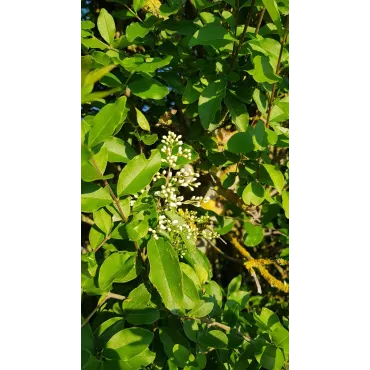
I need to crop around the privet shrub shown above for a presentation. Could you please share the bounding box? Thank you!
[81,1,289,369]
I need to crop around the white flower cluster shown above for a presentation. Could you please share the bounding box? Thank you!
[160,131,192,167]
[148,214,196,244]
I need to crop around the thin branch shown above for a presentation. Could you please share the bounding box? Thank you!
[94,234,111,252]
[255,7,265,35]
[205,239,243,264]
[81,214,94,226]
[89,154,145,260]
[81,292,126,328]
[202,318,251,342]
[228,0,256,72]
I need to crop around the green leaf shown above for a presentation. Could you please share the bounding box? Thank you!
[81,20,95,30]
[215,217,234,235]
[187,300,214,318]
[183,319,199,343]
[165,211,212,278]
[242,181,265,206]
[103,349,155,370]
[225,131,254,154]
[147,238,184,312]
[224,93,249,132]
[262,0,284,37]
[253,88,268,114]
[198,79,226,130]
[133,0,146,12]
[126,16,156,42]
[81,182,112,213]
[97,9,116,45]
[262,164,285,193]
[94,317,125,349]
[125,213,149,241]
[189,24,236,48]
[227,275,242,296]
[253,120,269,150]
[182,273,201,310]
[122,284,160,325]
[200,330,228,349]
[182,78,203,105]
[254,342,285,370]
[129,75,170,100]
[137,56,173,74]
[105,327,154,360]
[93,208,112,235]
[135,108,150,131]
[117,150,161,196]
[173,344,190,368]
[98,252,140,291]
[281,190,289,218]
[88,97,128,147]
[252,55,281,84]
[81,144,110,182]
[159,327,191,366]
[244,223,264,247]
[104,137,137,163]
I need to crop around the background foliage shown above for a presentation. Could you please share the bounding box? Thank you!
[81,0,289,369]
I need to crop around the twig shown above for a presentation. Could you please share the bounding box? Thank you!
[89,154,145,260]
[202,318,251,342]
[250,269,262,294]
[205,239,243,264]
[255,7,265,35]
[81,292,126,328]
[228,0,256,72]
[95,234,111,252]
[123,4,143,22]
[81,214,94,226]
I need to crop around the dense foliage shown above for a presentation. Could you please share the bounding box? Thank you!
[81,0,289,369]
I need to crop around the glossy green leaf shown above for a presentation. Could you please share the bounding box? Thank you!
[117,150,161,196]
[252,56,281,84]
[122,284,160,325]
[182,273,201,309]
[97,9,116,45]
[226,131,254,154]
[182,79,203,105]
[189,24,236,48]
[129,75,170,100]
[88,97,128,147]
[262,0,284,37]
[227,275,242,296]
[254,342,285,370]
[224,93,250,132]
[159,327,191,366]
[98,252,139,291]
[103,349,155,370]
[147,238,184,312]
[244,223,264,247]
[253,88,268,114]
[93,208,112,235]
[135,108,150,131]
[215,217,234,235]
[81,144,110,182]
[81,182,112,213]
[137,56,173,74]
[200,330,228,349]
[281,190,289,218]
[183,320,199,343]
[173,344,190,368]
[187,300,214,318]
[262,164,285,193]
[105,327,154,360]
[104,137,137,163]
[198,79,226,130]
[242,181,265,206]
[133,0,146,12]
